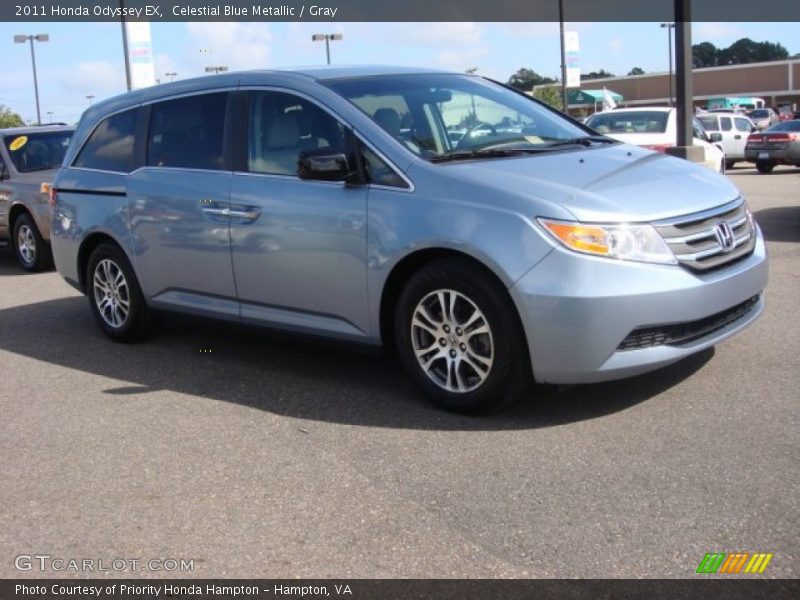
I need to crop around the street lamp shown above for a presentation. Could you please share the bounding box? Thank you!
[13,33,49,125]
[205,66,228,75]
[311,33,342,65]
[86,95,95,106]
[165,72,178,82]
[46,111,53,123]
[661,23,675,107]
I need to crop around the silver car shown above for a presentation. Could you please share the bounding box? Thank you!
[50,67,768,413]
[0,125,74,270]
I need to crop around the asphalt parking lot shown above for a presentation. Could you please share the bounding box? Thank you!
[0,164,797,579]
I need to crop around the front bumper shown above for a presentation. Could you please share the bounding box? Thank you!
[509,228,768,384]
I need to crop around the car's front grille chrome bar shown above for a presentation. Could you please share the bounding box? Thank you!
[654,197,756,272]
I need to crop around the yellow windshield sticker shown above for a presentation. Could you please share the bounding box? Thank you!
[524,135,543,144]
[9,136,28,151]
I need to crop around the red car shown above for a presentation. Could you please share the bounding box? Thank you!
[745,120,800,173]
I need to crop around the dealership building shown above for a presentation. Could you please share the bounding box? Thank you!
[535,58,800,113]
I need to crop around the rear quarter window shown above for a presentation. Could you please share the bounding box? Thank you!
[74,109,137,173]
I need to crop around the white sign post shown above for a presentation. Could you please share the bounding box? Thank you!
[125,22,156,89]
[565,31,580,88]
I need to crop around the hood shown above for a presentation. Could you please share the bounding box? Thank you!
[11,168,59,185]
[437,143,739,222]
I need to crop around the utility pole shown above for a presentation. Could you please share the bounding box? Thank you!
[558,0,568,113]
[120,0,132,91]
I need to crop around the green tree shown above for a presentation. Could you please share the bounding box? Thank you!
[692,41,719,67]
[693,38,789,67]
[0,105,24,128]
[627,67,645,75]
[507,68,555,91]
[532,86,563,111]
[718,38,788,65]
[581,70,615,81]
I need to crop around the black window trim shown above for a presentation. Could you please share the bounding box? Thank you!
[237,85,414,192]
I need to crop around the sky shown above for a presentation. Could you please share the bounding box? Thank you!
[1,21,798,124]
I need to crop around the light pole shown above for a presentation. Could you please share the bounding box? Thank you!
[165,72,177,82]
[311,33,342,65]
[661,22,675,107]
[46,111,53,123]
[13,33,49,125]
[205,66,228,75]
[86,95,95,106]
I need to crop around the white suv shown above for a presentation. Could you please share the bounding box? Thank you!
[696,112,755,169]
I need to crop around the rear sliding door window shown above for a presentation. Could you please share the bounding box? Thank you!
[147,93,227,170]
[74,109,137,172]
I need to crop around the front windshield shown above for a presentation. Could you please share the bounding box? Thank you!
[325,74,594,160]
[750,110,768,119]
[3,131,73,173]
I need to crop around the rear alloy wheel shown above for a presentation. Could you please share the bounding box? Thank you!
[87,243,152,342]
[12,213,52,272]
[756,160,775,173]
[395,258,533,414]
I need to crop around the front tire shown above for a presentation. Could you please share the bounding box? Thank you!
[86,242,152,342]
[12,213,52,272]
[394,258,533,414]
[756,160,775,173]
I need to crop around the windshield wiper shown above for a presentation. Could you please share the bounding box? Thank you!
[429,147,542,163]
[543,135,618,148]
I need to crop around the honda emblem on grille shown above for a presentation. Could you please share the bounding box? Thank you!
[714,221,735,252]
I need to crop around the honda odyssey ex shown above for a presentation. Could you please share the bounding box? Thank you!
[50,66,768,413]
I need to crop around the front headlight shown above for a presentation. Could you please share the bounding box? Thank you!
[538,218,677,265]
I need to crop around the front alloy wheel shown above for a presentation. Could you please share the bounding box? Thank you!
[17,224,36,266]
[395,257,533,414]
[411,289,494,393]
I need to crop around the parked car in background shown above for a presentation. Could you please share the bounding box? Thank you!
[745,120,800,173]
[776,106,795,121]
[50,67,766,413]
[696,112,755,169]
[585,107,726,172]
[747,108,780,130]
[0,125,74,270]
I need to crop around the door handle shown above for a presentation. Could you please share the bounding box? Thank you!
[202,207,229,216]
[734,135,741,140]
[227,208,261,220]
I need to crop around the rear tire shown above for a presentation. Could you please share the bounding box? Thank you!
[12,213,52,272]
[756,160,775,173]
[725,160,735,170]
[394,258,533,414]
[86,242,152,342]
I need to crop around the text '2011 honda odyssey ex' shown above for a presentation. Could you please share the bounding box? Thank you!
[50,66,768,413]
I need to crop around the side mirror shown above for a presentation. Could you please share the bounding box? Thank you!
[707,132,723,143]
[297,149,359,183]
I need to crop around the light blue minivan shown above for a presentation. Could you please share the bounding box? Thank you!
[50,66,767,413]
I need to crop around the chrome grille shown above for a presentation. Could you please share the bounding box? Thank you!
[654,198,756,272]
